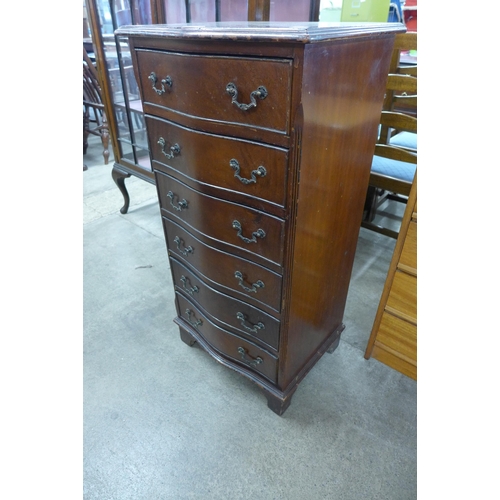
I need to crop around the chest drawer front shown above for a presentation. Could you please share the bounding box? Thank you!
[399,220,417,271]
[163,217,283,313]
[171,258,280,351]
[377,313,417,364]
[146,115,289,209]
[137,49,292,134]
[387,270,417,321]
[176,292,278,383]
[157,172,285,266]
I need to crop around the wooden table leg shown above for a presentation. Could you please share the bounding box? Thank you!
[111,165,132,214]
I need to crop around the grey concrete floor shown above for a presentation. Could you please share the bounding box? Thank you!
[83,135,416,499]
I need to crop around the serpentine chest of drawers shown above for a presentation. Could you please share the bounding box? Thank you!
[117,22,404,415]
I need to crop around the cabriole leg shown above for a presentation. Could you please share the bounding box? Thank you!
[111,166,131,214]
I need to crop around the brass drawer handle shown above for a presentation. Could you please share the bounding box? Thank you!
[173,236,193,256]
[237,347,263,367]
[232,220,266,244]
[185,308,202,328]
[236,312,265,334]
[226,82,268,111]
[230,159,267,185]
[148,72,172,95]
[234,271,264,293]
[167,191,188,211]
[158,137,181,159]
[180,275,199,295]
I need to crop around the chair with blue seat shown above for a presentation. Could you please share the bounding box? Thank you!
[362,32,417,239]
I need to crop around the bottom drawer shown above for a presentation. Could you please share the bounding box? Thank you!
[176,292,278,383]
[171,257,280,351]
[377,312,417,363]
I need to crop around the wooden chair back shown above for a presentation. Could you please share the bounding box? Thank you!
[376,73,417,158]
[362,32,417,238]
[379,31,417,144]
[83,46,109,164]
[83,47,104,110]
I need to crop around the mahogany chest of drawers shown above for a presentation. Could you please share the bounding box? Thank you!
[117,22,404,415]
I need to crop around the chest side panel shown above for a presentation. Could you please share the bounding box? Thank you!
[281,36,397,388]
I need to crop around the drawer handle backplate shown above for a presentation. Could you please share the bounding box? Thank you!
[232,220,266,244]
[167,191,188,211]
[236,312,265,334]
[226,82,268,111]
[237,347,263,367]
[180,275,199,295]
[230,159,267,185]
[234,271,265,294]
[174,236,193,256]
[158,137,181,159]
[148,72,172,95]
[185,309,202,328]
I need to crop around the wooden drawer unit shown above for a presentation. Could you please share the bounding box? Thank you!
[375,314,417,364]
[386,270,417,321]
[399,220,417,270]
[146,115,289,214]
[176,293,279,383]
[365,173,417,380]
[156,171,286,267]
[163,217,283,314]
[136,49,293,135]
[120,22,404,415]
[171,258,280,351]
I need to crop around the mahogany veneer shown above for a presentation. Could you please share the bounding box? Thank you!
[117,21,405,415]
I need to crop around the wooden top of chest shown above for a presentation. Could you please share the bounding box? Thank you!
[116,21,405,44]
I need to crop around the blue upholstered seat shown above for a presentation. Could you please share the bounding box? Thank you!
[390,131,417,150]
[371,154,416,183]
[371,130,417,183]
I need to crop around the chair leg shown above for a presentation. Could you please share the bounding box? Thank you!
[361,220,399,239]
[101,111,110,165]
[363,185,378,222]
[83,109,90,155]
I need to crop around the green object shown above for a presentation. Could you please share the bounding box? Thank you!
[341,0,391,22]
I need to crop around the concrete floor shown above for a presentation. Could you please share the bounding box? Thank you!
[83,135,416,499]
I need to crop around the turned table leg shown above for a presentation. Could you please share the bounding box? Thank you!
[111,166,132,214]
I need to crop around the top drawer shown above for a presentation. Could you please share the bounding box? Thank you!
[136,50,293,135]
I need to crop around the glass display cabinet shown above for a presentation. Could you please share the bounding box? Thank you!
[86,0,156,214]
[85,0,321,213]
